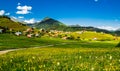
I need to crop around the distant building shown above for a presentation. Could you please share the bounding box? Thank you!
[0,26,6,33]
[15,32,22,36]
[35,33,39,37]
[27,34,32,38]
[93,38,97,40]
[25,28,34,34]
[0,29,3,33]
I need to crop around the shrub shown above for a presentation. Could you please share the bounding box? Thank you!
[98,38,113,41]
[67,35,75,40]
[116,42,120,47]
[58,34,62,38]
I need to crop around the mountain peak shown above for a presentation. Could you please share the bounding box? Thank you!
[40,17,65,25]
[42,17,53,22]
[34,17,66,30]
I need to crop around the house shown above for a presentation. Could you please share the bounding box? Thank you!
[35,33,39,37]
[26,28,34,34]
[0,29,3,33]
[15,32,22,36]
[27,34,32,38]
[0,26,6,33]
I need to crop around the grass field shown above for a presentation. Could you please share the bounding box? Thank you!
[0,17,29,31]
[0,38,120,70]
[0,34,120,70]
[0,34,71,50]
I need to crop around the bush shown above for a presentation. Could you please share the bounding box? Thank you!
[98,38,113,41]
[67,35,75,40]
[116,42,120,47]
[76,36,81,41]
[58,34,62,38]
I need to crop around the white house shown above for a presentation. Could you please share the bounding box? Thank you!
[15,32,22,36]
[0,29,3,33]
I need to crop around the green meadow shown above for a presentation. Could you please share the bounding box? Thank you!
[0,33,120,71]
[0,34,69,50]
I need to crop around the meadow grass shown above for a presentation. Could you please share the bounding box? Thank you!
[0,41,119,71]
[0,33,119,70]
[60,31,116,41]
[0,34,71,50]
[0,17,29,31]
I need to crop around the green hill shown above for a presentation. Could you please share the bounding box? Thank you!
[114,30,120,36]
[34,17,67,30]
[33,17,111,33]
[30,17,118,36]
[0,16,29,32]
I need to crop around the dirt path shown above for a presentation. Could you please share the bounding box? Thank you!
[0,43,67,55]
[0,49,19,55]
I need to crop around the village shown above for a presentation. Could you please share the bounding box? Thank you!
[0,25,118,41]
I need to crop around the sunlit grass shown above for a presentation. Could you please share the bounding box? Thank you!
[0,42,120,71]
[0,34,70,50]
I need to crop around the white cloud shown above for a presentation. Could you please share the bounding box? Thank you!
[11,16,17,19]
[16,10,30,14]
[16,5,32,14]
[18,3,21,5]
[94,0,98,2]
[10,16,18,22]
[18,16,24,19]
[0,10,5,15]
[97,26,119,31]
[24,18,35,24]
[5,13,10,15]
[17,5,32,10]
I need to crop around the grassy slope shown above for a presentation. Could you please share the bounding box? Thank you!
[78,31,113,39]
[0,34,72,50]
[61,31,115,40]
[34,17,67,31]
[0,41,119,70]
[0,33,118,50]
[0,33,119,70]
[0,18,28,31]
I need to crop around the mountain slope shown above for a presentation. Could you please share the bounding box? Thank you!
[66,26,111,33]
[34,17,66,30]
[32,17,118,36]
[34,17,111,32]
[0,16,29,31]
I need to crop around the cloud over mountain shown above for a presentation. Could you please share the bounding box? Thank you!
[0,10,5,15]
[0,10,10,16]
[5,13,10,15]
[18,16,24,19]
[24,18,35,24]
[97,26,119,31]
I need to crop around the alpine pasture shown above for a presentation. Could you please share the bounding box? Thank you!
[0,32,120,71]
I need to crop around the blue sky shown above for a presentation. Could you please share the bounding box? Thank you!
[0,0,120,30]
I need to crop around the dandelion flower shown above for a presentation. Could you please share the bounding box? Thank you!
[91,67,94,71]
[43,65,46,67]
[70,68,73,70]
[79,56,82,59]
[109,56,112,60]
[95,56,97,58]
[32,56,35,59]
[110,63,112,66]
[57,62,60,66]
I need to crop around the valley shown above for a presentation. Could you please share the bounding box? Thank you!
[0,16,120,70]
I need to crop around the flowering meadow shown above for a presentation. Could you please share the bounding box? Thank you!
[0,41,120,71]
